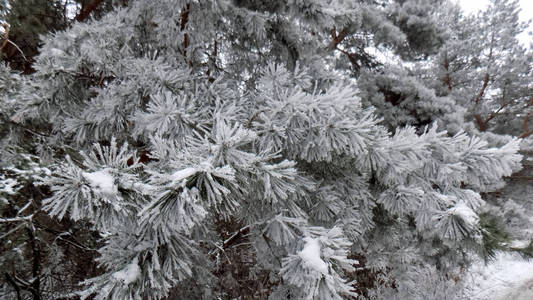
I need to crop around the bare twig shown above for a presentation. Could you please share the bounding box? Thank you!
[209,225,250,258]
[180,3,191,61]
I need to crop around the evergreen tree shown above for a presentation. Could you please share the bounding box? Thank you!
[0,0,527,299]
[431,0,533,137]
[0,0,117,73]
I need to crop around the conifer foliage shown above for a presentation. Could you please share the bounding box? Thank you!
[0,0,528,299]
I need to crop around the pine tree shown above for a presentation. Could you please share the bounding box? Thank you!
[0,0,526,299]
[0,0,117,73]
[431,0,533,137]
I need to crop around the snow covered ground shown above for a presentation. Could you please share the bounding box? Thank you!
[462,252,533,300]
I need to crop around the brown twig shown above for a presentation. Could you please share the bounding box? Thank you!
[206,39,218,82]
[180,3,191,61]
[473,73,490,104]
[330,27,348,49]
[27,226,41,300]
[0,23,9,51]
[75,0,105,22]
[209,225,250,258]
[443,51,452,91]
[473,98,513,132]
[519,95,533,138]
[1,24,28,61]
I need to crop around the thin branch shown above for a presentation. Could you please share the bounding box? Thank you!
[209,225,250,258]
[0,215,34,223]
[330,27,348,49]
[473,73,490,104]
[4,273,22,300]
[0,23,9,51]
[33,221,98,252]
[334,46,360,71]
[520,95,533,138]
[27,226,41,300]
[223,225,250,248]
[473,96,515,131]
[7,120,51,137]
[473,26,496,104]
[180,3,191,61]
[0,23,28,61]
[443,50,452,91]
[17,199,33,216]
[0,222,26,240]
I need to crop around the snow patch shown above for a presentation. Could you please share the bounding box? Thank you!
[83,169,117,194]
[463,252,533,300]
[510,240,530,249]
[49,48,66,57]
[113,257,141,285]
[171,167,197,183]
[1,178,19,195]
[299,237,328,274]
[448,202,479,228]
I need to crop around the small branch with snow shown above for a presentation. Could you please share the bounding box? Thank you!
[0,214,33,223]
[299,237,328,275]
[113,257,141,285]
[17,199,33,216]
[171,167,198,184]
[83,169,117,195]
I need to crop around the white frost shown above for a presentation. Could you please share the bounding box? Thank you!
[448,202,479,228]
[1,178,19,195]
[299,237,328,274]
[463,252,533,300]
[49,48,66,57]
[83,169,117,194]
[510,240,530,249]
[113,257,141,285]
[171,167,197,183]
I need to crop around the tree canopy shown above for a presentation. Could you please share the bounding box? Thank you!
[0,0,531,299]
